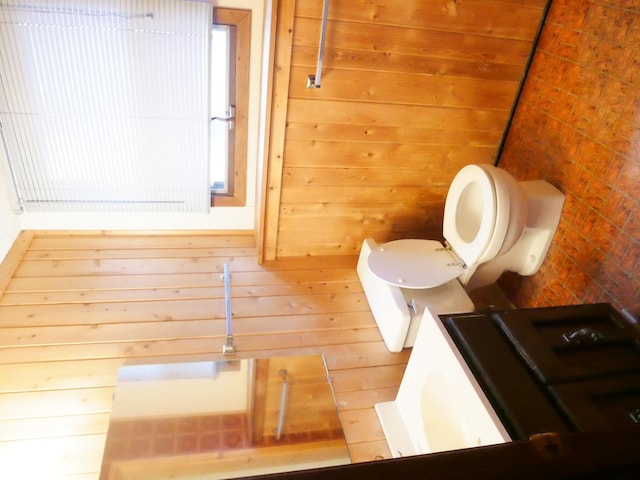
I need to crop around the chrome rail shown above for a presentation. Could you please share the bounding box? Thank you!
[276,369,288,439]
[222,263,236,355]
[306,0,329,88]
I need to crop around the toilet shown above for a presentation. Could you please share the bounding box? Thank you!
[357,164,565,352]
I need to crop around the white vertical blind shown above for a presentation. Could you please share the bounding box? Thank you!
[0,0,212,212]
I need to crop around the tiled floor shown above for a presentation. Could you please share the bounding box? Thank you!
[102,411,346,462]
[498,0,639,321]
[102,413,250,463]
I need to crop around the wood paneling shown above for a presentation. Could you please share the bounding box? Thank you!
[0,231,33,296]
[0,232,411,480]
[294,0,547,40]
[261,0,548,259]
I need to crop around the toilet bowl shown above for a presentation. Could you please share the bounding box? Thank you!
[357,164,565,352]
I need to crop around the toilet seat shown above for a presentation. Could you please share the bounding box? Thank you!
[443,164,499,267]
[368,164,528,291]
[367,239,464,289]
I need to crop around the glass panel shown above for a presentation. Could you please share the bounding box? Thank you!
[210,25,231,193]
[99,355,351,480]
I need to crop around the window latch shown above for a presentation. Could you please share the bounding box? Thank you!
[211,105,235,130]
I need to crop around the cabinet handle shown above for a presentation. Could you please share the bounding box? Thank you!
[561,328,603,345]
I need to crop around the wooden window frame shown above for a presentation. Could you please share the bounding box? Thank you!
[211,8,250,207]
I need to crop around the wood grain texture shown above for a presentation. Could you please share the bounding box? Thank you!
[262,0,296,261]
[294,0,546,40]
[0,231,33,299]
[260,0,547,258]
[0,232,412,479]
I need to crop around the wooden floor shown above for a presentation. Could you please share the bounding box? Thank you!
[0,231,413,480]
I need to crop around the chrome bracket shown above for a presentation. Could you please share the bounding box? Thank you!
[222,335,236,355]
[407,298,418,316]
[307,0,329,88]
[442,241,467,269]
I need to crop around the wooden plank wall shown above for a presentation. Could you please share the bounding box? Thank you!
[262,0,548,259]
[0,232,410,480]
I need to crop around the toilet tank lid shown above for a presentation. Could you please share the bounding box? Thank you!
[367,239,464,289]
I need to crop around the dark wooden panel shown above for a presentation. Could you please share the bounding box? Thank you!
[493,304,640,383]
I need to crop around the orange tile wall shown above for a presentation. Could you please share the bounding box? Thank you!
[497,0,639,321]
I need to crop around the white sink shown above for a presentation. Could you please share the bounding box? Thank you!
[375,308,510,457]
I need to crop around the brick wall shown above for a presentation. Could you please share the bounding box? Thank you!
[498,0,639,320]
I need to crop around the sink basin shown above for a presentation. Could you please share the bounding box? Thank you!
[419,376,475,453]
[375,308,510,457]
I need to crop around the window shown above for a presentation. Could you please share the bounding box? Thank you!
[0,1,251,212]
[210,8,250,207]
[210,24,234,194]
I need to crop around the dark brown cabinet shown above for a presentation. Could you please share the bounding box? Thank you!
[441,303,640,440]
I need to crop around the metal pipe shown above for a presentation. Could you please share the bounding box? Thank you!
[276,369,288,440]
[307,0,329,88]
[222,263,235,355]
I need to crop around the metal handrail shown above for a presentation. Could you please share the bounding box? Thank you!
[276,369,288,439]
[307,0,330,88]
[222,263,235,354]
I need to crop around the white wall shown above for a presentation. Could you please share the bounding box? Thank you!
[0,154,20,264]
[14,0,267,232]
[111,360,250,420]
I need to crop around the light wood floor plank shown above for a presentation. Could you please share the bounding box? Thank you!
[21,246,257,260]
[0,312,376,347]
[0,281,364,305]
[0,434,106,480]
[13,254,357,278]
[0,360,122,393]
[330,365,407,392]
[347,439,391,463]
[0,413,111,441]
[13,255,264,277]
[335,387,399,411]
[0,387,115,420]
[0,328,384,364]
[5,269,359,292]
[27,233,256,250]
[0,231,402,479]
[339,408,387,445]
[0,292,370,326]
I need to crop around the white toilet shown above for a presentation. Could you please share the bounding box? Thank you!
[357,164,565,352]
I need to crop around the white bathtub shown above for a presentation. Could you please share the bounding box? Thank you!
[375,308,510,457]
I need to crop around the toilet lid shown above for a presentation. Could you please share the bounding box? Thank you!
[367,239,464,289]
